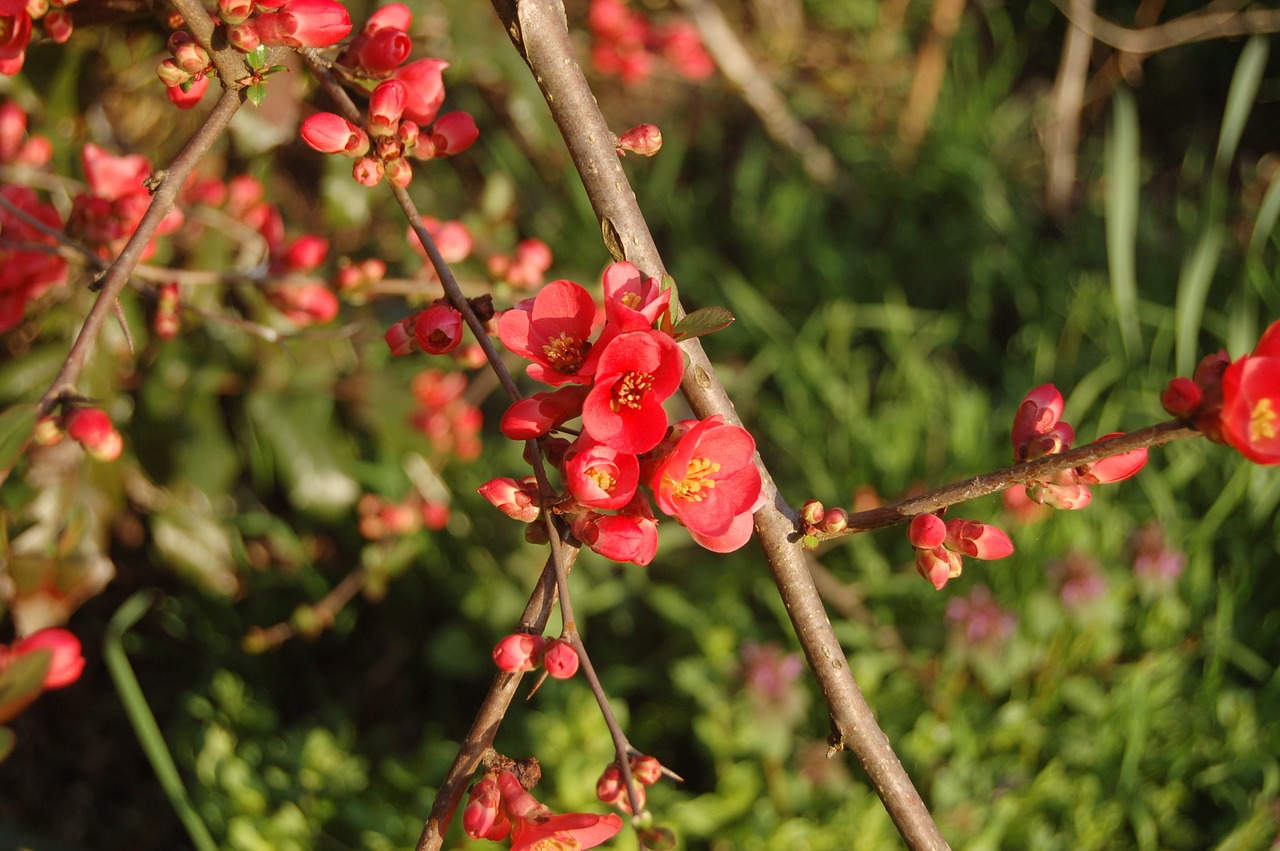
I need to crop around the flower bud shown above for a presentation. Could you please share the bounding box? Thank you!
[907,513,945,549]
[12,628,85,689]
[352,155,383,186]
[617,123,662,156]
[42,10,74,44]
[226,21,261,52]
[820,507,848,534]
[478,476,540,523]
[596,763,624,803]
[630,754,662,786]
[157,58,192,88]
[355,25,411,76]
[543,638,580,679]
[253,0,351,48]
[800,499,824,527]
[33,415,64,446]
[428,111,478,157]
[1161,376,1202,418]
[384,154,413,188]
[944,519,1014,560]
[217,0,254,24]
[166,75,210,109]
[413,303,464,354]
[63,407,122,461]
[368,79,407,136]
[384,315,417,356]
[916,546,961,590]
[174,40,210,74]
[492,632,546,673]
[301,112,369,157]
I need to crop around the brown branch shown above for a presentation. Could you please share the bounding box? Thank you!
[414,554,563,851]
[1043,0,1094,222]
[1050,0,1280,53]
[491,1,951,848]
[896,0,967,157]
[35,86,244,419]
[672,0,837,186]
[842,420,1200,534]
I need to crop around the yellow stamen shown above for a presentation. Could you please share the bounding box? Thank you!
[1250,397,1277,443]
[621,292,642,309]
[541,331,587,374]
[666,457,720,502]
[586,467,615,493]
[609,371,655,412]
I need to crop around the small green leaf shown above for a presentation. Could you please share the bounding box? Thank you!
[672,306,735,341]
[246,84,267,108]
[268,64,289,75]
[245,45,267,71]
[0,403,36,486]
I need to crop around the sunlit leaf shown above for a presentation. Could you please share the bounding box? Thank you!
[672,306,735,341]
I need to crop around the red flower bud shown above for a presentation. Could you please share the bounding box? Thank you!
[226,21,260,52]
[543,638,579,679]
[156,57,192,88]
[492,633,546,673]
[43,9,73,44]
[11,628,85,689]
[907,513,945,549]
[617,123,662,156]
[301,112,369,157]
[218,0,253,24]
[413,303,464,354]
[428,111,478,157]
[63,407,122,461]
[368,79,407,137]
[1161,376,1202,418]
[253,0,351,48]
[352,155,383,186]
[166,74,209,109]
[355,25,411,75]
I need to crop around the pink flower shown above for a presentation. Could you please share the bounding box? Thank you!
[9,628,85,689]
[581,329,683,453]
[253,0,352,48]
[915,546,962,590]
[496,770,623,851]
[498,279,600,386]
[1219,319,1280,464]
[649,415,763,552]
[601,261,671,331]
[564,434,640,510]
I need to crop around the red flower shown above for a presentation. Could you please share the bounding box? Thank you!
[650,415,763,552]
[496,770,623,851]
[8,628,85,689]
[498,279,600,386]
[393,58,449,125]
[601,261,671,331]
[581,329,683,453]
[1219,319,1280,464]
[0,186,67,331]
[1011,383,1074,462]
[499,386,590,440]
[413,303,464,354]
[571,497,659,566]
[253,0,352,48]
[564,434,639,510]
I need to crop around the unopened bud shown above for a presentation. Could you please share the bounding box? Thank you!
[543,638,580,679]
[820,507,848,534]
[800,499,824,527]
[492,633,546,673]
[617,123,662,156]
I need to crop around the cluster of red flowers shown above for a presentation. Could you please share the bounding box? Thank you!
[596,753,663,814]
[479,262,764,563]
[587,0,714,85]
[67,144,184,262]
[463,768,622,849]
[1011,384,1148,509]
[408,369,483,463]
[300,4,478,188]
[0,183,65,332]
[33,407,124,461]
[1162,318,1280,465]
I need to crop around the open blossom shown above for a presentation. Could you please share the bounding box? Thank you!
[650,414,764,553]
[498,279,600,386]
[581,328,683,454]
[497,770,623,851]
[1219,319,1280,464]
[601,261,671,330]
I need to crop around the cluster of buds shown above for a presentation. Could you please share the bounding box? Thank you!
[0,0,76,76]
[1162,318,1280,465]
[156,31,214,108]
[1011,384,1148,509]
[0,628,85,724]
[587,0,714,85]
[907,513,1013,591]
[463,766,622,848]
[334,256,388,299]
[596,753,664,814]
[407,369,483,462]
[798,499,849,543]
[356,492,449,540]
[487,238,554,291]
[491,633,580,680]
[476,262,764,564]
[297,4,477,187]
[36,407,123,462]
[153,282,181,340]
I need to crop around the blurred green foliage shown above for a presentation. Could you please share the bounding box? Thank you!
[1,1,1279,850]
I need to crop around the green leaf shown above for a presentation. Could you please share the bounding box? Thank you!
[0,403,36,485]
[245,45,267,72]
[0,648,50,722]
[246,84,266,108]
[672,306,735,341]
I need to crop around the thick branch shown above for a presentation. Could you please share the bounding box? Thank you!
[492,1,950,848]
[1050,0,1280,53]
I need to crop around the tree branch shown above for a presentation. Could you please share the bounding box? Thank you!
[1050,0,1280,53]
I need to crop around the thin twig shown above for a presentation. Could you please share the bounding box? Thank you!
[1043,0,1094,222]
[896,0,967,157]
[35,86,244,419]
[491,1,951,848]
[673,0,837,185]
[1050,0,1280,53]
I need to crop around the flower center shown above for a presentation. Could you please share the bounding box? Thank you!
[1250,397,1277,443]
[667,457,720,502]
[621,291,642,310]
[542,332,587,374]
[609,371,654,412]
[586,466,616,493]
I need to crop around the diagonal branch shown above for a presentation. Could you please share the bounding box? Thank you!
[1050,0,1280,53]
[490,1,951,848]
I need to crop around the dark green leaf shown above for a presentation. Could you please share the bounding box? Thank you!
[672,306,735,341]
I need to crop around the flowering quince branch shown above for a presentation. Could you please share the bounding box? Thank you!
[486,1,953,848]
